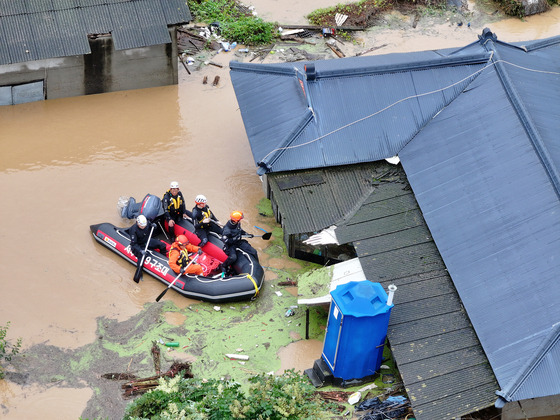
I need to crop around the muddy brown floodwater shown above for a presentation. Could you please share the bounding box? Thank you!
[0,1,559,418]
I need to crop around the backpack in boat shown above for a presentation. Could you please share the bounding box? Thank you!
[196,253,221,276]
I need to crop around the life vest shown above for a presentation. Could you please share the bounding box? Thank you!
[201,208,213,220]
[164,190,183,212]
[172,245,190,267]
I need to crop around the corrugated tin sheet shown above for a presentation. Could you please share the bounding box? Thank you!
[110,1,144,50]
[268,162,392,235]
[0,0,191,65]
[82,4,113,35]
[2,15,38,63]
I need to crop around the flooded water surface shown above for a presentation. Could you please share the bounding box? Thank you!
[0,2,558,418]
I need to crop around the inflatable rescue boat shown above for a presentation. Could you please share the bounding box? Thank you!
[90,194,264,303]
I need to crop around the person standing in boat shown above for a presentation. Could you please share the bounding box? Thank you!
[162,181,190,241]
[191,194,223,248]
[168,235,204,276]
[221,211,259,274]
[130,215,168,262]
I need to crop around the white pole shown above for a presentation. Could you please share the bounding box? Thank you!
[387,284,397,306]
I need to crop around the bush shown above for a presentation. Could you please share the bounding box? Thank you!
[221,17,276,45]
[187,0,276,45]
[124,370,338,419]
[0,321,22,379]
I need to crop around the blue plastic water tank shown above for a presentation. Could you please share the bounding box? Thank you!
[322,281,394,382]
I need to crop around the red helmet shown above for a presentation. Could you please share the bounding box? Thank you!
[230,211,243,222]
[176,235,188,246]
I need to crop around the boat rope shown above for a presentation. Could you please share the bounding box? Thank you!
[247,274,259,298]
[259,57,560,163]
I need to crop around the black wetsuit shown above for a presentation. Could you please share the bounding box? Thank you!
[221,220,258,268]
[129,223,167,260]
[162,190,188,224]
[192,204,222,247]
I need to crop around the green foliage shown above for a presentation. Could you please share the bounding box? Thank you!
[123,370,338,419]
[491,0,525,17]
[306,0,388,27]
[242,370,332,419]
[0,321,22,379]
[187,0,276,45]
[256,198,274,217]
[221,17,276,45]
[418,1,449,17]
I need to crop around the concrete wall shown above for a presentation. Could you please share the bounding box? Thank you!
[502,394,560,420]
[0,28,178,102]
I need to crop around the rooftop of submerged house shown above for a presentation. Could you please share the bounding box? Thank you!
[230,29,560,419]
[0,0,191,66]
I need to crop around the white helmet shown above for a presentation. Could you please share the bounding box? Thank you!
[195,194,207,204]
[136,215,147,227]
[170,181,179,189]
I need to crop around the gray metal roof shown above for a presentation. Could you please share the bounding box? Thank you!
[0,0,191,65]
[271,161,499,419]
[231,28,560,415]
[230,50,489,175]
[399,32,560,407]
[335,168,499,419]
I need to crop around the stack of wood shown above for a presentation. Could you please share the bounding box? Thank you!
[177,27,221,55]
[103,342,193,397]
[121,361,193,397]
[318,390,352,402]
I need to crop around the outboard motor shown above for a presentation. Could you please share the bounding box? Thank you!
[119,194,163,221]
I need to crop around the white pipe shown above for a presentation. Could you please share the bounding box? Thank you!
[386,284,397,306]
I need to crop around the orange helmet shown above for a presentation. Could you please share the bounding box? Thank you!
[230,211,243,222]
[176,235,188,246]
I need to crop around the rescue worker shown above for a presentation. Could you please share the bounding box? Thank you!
[129,215,168,263]
[221,210,259,274]
[191,194,222,248]
[162,181,189,241]
[168,234,204,276]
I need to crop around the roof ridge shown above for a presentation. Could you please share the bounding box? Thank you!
[496,323,560,407]
[486,41,560,200]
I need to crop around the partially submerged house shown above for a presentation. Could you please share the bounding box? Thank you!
[230,29,560,419]
[0,0,191,105]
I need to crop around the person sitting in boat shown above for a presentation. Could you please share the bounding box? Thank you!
[162,181,190,241]
[130,215,168,261]
[191,194,222,248]
[168,235,204,276]
[221,211,259,274]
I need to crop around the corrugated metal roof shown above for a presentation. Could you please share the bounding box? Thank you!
[1,15,37,63]
[268,162,389,235]
[233,28,560,417]
[0,0,191,65]
[82,4,113,35]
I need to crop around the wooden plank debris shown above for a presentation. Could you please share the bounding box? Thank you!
[226,353,250,360]
[279,24,365,31]
[355,44,387,56]
[178,54,191,75]
[327,42,345,58]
